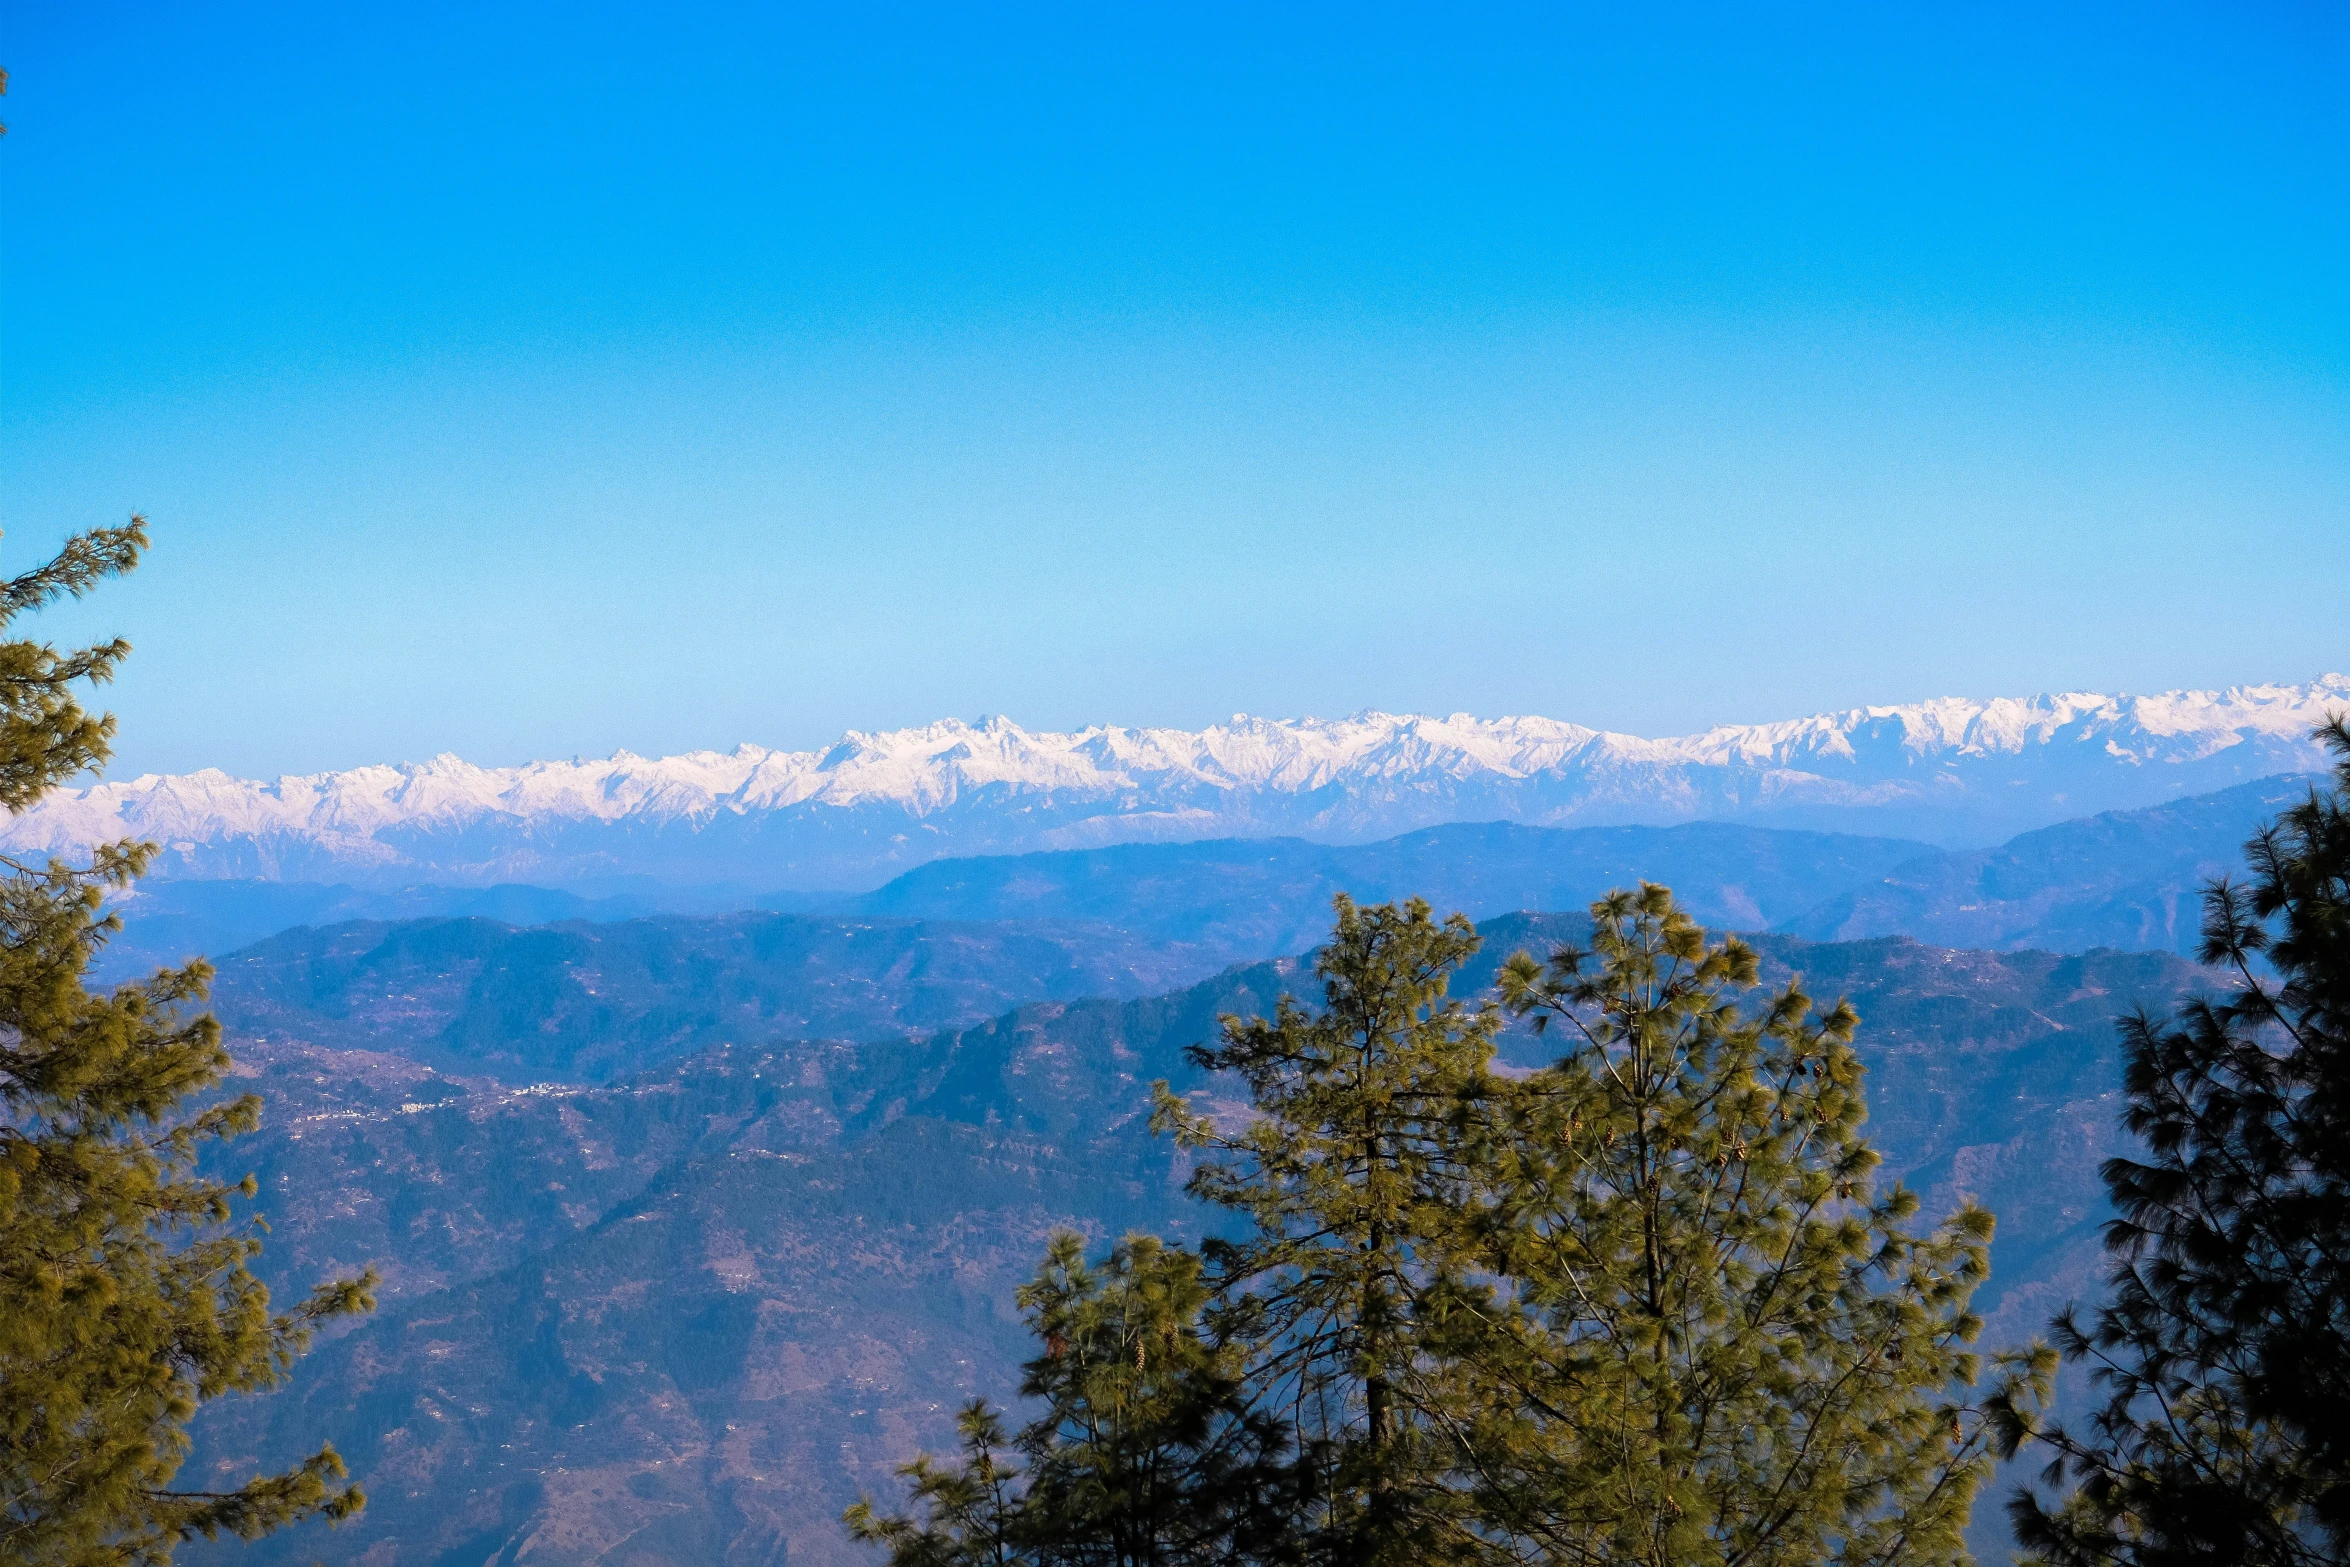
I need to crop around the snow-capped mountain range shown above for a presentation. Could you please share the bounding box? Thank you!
[6,677,2344,892]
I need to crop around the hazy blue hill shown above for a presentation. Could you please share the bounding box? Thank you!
[1778,773,2321,954]
[186,918,2220,1567]
[95,879,676,982]
[102,820,1930,992]
[845,821,1936,961]
[97,878,862,985]
[206,912,1216,1083]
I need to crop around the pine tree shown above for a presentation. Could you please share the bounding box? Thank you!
[1151,895,1502,1567]
[846,1402,1028,1567]
[1008,1232,1301,1566]
[1997,718,2350,1567]
[0,519,375,1565]
[845,1232,1295,1567]
[1472,883,2045,1567]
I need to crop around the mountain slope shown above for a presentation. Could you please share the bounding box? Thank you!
[845,820,1932,963]
[1780,773,2323,954]
[184,919,2221,1567]
[196,816,1928,1086]
[92,879,693,983]
[12,677,2342,888]
[208,913,1216,1082]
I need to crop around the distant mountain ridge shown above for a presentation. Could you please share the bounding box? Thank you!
[840,778,2321,962]
[183,820,1917,1087]
[205,912,1216,1083]
[11,676,2343,888]
[844,820,1932,966]
[1779,772,2327,954]
[98,771,2319,991]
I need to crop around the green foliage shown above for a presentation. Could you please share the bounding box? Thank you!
[1998,717,2350,1567]
[845,1233,1296,1567]
[1158,894,1500,1566]
[1010,1232,1301,1566]
[1476,883,2046,1565]
[0,520,374,1566]
[846,1402,1027,1567]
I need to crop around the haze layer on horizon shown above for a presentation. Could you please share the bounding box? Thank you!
[6,1,2346,780]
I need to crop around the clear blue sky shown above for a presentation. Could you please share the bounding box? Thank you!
[5,1,2346,779]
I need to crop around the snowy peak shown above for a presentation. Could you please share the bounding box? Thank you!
[1673,677,2348,770]
[6,677,2343,890]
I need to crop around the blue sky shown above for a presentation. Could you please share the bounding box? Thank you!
[5,1,2346,778]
